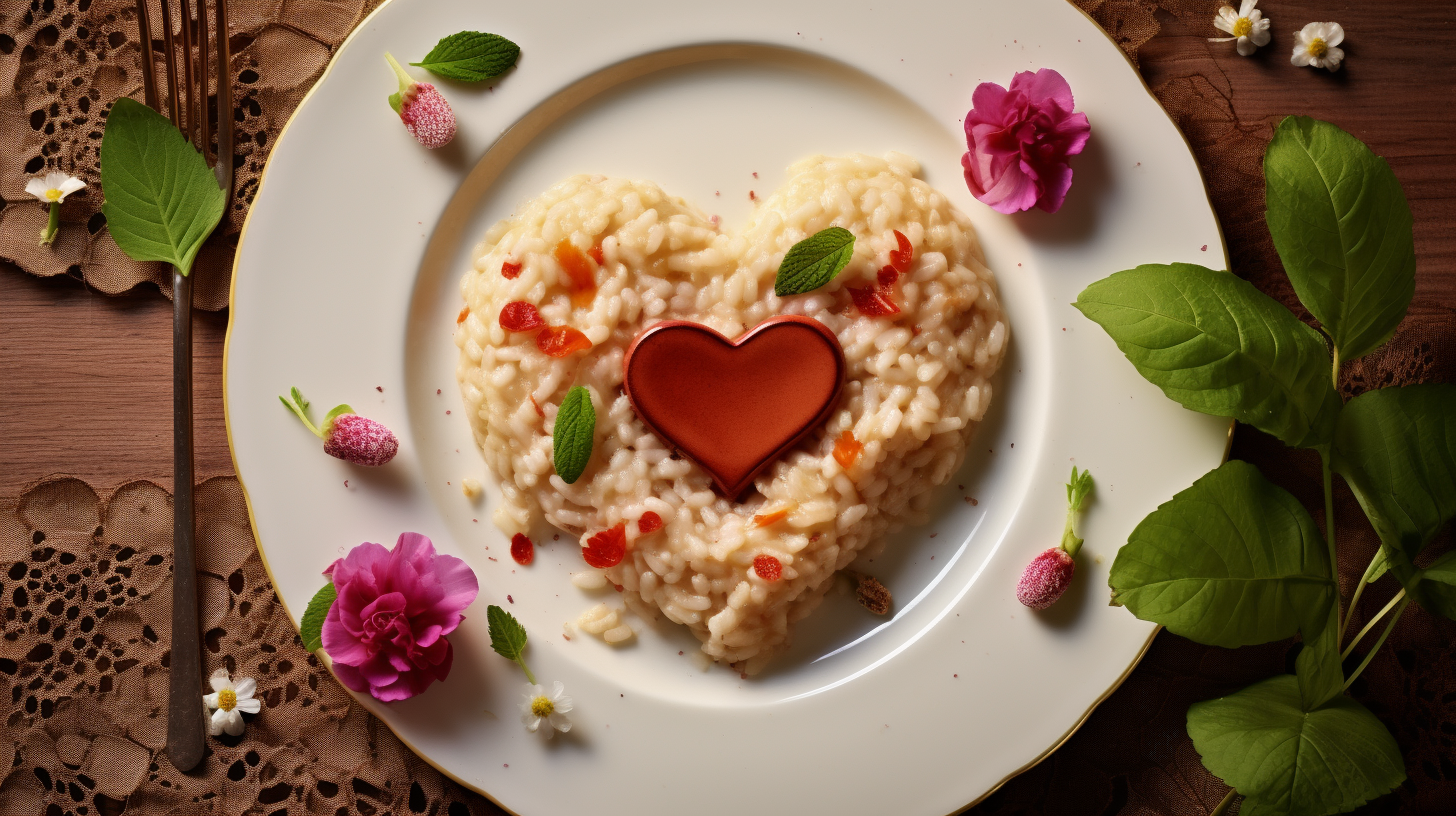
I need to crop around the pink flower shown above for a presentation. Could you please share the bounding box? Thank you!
[321,533,479,701]
[961,69,1091,214]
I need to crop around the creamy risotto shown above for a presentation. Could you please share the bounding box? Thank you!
[455,153,1007,673]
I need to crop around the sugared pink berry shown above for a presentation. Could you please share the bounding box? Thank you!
[324,413,399,467]
[1016,547,1075,610]
[385,52,456,149]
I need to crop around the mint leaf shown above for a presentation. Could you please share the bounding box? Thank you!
[775,227,856,296]
[1108,460,1335,648]
[552,386,595,484]
[1187,675,1404,816]
[487,604,527,662]
[299,581,336,652]
[1075,263,1341,449]
[1265,116,1415,362]
[411,31,520,82]
[99,97,226,277]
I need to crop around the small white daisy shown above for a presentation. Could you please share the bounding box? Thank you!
[1210,0,1272,57]
[24,171,86,204]
[203,668,261,736]
[1292,22,1346,71]
[519,680,573,737]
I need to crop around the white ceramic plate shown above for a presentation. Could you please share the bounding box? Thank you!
[225,1,1229,813]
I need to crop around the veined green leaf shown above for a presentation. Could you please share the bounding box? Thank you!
[1294,599,1342,710]
[1108,460,1334,648]
[99,97,226,276]
[1075,263,1340,449]
[1417,551,1456,621]
[1187,675,1404,816]
[552,386,596,484]
[487,604,527,663]
[299,581,336,652]
[411,31,520,82]
[774,227,856,296]
[1265,116,1415,362]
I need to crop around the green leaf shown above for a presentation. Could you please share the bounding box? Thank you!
[487,604,527,662]
[1075,263,1341,449]
[1417,551,1456,621]
[411,31,520,82]
[1332,384,1456,562]
[1294,599,1342,710]
[1187,675,1404,816]
[322,404,353,435]
[774,227,856,296]
[1265,116,1415,362]
[552,386,595,484]
[99,97,226,276]
[1108,460,1335,648]
[299,581,336,652]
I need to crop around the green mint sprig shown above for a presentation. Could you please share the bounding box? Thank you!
[99,97,226,278]
[487,604,535,684]
[552,386,595,484]
[774,227,856,296]
[1083,116,1434,815]
[411,31,520,82]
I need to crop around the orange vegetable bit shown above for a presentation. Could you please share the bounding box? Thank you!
[832,430,863,468]
[850,285,901,317]
[501,260,522,279]
[456,306,470,324]
[752,508,791,528]
[554,240,598,306]
[536,325,592,357]
[528,394,546,418]
[587,243,605,265]
[889,229,913,273]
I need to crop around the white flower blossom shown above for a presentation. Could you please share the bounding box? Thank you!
[202,668,261,736]
[25,171,86,204]
[519,680,573,737]
[1292,22,1345,71]
[1210,0,1272,56]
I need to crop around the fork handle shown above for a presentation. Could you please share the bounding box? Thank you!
[167,270,206,772]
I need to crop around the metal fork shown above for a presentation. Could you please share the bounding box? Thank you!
[134,0,233,773]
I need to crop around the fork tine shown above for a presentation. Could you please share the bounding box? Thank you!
[157,0,180,126]
[197,0,210,159]
[134,0,159,111]
[212,0,233,194]
[178,0,195,143]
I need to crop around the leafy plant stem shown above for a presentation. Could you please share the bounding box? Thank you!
[1210,787,1238,816]
[1332,345,1342,389]
[1341,588,1407,660]
[516,656,536,686]
[1339,554,1384,648]
[1343,595,1410,692]
[1321,448,1342,632]
[40,203,60,246]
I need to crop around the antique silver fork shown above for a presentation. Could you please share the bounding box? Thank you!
[133,0,233,773]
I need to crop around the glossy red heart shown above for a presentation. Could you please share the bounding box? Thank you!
[623,316,846,499]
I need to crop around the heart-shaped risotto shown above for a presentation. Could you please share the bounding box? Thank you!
[455,153,1007,673]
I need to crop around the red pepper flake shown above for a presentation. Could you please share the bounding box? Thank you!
[501,260,522,279]
[536,325,592,357]
[877,264,898,288]
[499,301,545,332]
[507,595,514,604]
[749,190,756,200]
[456,306,470,324]
[638,511,663,534]
[376,386,383,392]
[582,523,627,568]
[889,229,913,273]
[510,533,534,565]
[587,244,605,265]
[753,508,790,528]
[850,285,900,317]
[554,240,597,306]
[753,555,782,581]
[487,556,498,562]
[528,394,546,418]
[833,430,863,468]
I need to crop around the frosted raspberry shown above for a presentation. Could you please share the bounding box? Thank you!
[1016,547,1075,610]
[323,414,400,467]
[384,52,456,150]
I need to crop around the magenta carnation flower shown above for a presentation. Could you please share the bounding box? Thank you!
[961,68,1091,214]
[321,532,479,701]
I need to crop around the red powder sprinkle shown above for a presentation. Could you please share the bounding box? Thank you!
[582,523,627,568]
[537,325,591,357]
[343,480,349,487]
[889,229,913,273]
[752,171,758,178]
[500,301,546,332]
[749,190,756,200]
[850,285,900,317]
[1201,245,1209,252]
[376,386,383,392]
[753,554,782,581]
[877,264,898,288]
[487,556,498,562]
[501,260,522,279]
[587,244,605,265]
[436,389,442,394]
[638,511,663,534]
[510,533,534,565]
[507,595,514,604]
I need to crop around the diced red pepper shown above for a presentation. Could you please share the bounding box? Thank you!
[583,523,627,568]
[554,240,597,306]
[833,430,863,468]
[877,265,898,288]
[510,533,534,565]
[889,229,913,274]
[850,285,901,317]
[536,325,592,357]
[499,301,545,332]
[501,260,522,279]
[753,555,783,582]
[638,511,663,534]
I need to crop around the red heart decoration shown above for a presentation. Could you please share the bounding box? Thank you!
[623,316,846,499]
